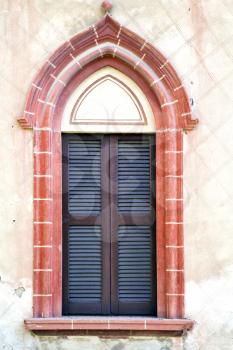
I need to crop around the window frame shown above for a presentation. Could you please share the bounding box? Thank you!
[62,133,156,316]
[19,15,198,333]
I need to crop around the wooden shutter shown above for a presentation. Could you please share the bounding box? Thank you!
[110,135,156,315]
[62,135,111,315]
[62,134,156,316]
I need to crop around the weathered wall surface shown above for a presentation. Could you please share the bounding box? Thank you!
[0,0,233,349]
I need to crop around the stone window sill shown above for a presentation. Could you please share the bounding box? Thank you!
[25,317,194,335]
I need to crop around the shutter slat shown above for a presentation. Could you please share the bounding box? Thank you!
[118,138,151,213]
[68,225,102,302]
[118,225,152,302]
[68,138,101,214]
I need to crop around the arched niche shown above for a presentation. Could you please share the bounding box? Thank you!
[62,66,156,133]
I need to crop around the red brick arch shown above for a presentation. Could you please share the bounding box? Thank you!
[19,14,198,329]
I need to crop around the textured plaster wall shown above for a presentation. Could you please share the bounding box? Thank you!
[0,0,233,349]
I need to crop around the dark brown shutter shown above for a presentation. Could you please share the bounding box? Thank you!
[110,135,156,315]
[62,134,156,316]
[62,135,110,315]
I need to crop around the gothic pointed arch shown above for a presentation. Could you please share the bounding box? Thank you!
[20,14,197,330]
[18,14,197,132]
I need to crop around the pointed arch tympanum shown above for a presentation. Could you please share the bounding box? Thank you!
[20,14,197,332]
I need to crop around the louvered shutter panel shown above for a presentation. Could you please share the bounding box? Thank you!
[68,138,101,215]
[118,225,152,302]
[110,135,156,315]
[118,138,151,212]
[62,135,110,315]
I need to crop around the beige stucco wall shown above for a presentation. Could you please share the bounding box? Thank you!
[0,0,233,349]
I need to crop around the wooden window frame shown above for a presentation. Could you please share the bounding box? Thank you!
[62,134,156,316]
[19,15,198,333]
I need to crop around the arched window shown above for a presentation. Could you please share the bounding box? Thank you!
[20,15,198,333]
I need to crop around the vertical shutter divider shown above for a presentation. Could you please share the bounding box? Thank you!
[109,135,119,315]
[62,135,70,314]
[101,136,111,314]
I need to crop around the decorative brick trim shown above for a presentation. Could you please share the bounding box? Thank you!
[18,118,33,129]
[18,15,198,132]
[18,14,197,321]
